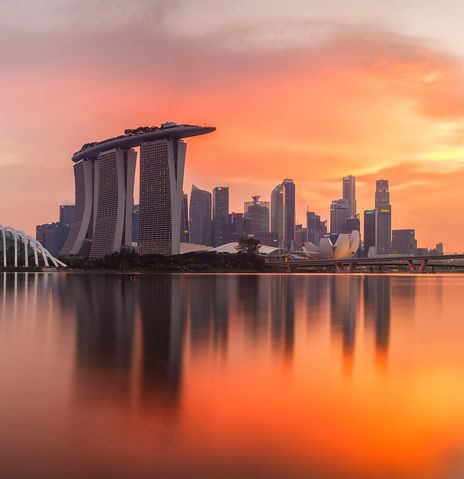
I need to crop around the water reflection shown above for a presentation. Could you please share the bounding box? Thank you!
[0,273,396,391]
[2,272,464,479]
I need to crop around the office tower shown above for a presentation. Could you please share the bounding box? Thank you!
[180,193,189,243]
[282,179,295,250]
[62,123,215,257]
[375,179,390,208]
[59,205,75,227]
[435,242,444,255]
[375,179,392,254]
[294,225,307,251]
[271,184,284,240]
[330,199,350,234]
[306,211,325,246]
[132,204,139,243]
[343,175,356,217]
[138,139,186,255]
[36,204,76,257]
[36,222,70,257]
[364,209,376,256]
[392,229,417,255]
[212,187,229,246]
[90,149,137,258]
[190,185,212,246]
[347,214,360,233]
[244,196,270,235]
[227,212,246,243]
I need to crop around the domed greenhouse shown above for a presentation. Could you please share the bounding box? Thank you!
[0,225,66,269]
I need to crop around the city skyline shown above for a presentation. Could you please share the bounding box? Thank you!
[2,1,464,250]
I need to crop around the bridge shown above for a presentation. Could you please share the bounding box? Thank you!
[265,254,464,273]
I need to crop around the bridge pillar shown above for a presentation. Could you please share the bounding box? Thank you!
[407,259,429,273]
[335,262,356,273]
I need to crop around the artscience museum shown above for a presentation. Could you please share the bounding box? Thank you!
[304,231,360,259]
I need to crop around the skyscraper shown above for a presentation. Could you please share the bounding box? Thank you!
[189,185,212,246]
[392,229,417,255]
[132,204,139,243]
[306,211,325,246]
[343,175,356,217]
[347,214,360,233]
[138,139,186,255]
[375,179,392,254]
[61,124,215,257]
[375,179,390,209]
[363,209,376,256]
[180,193,189,243]
[212,187,229,246]
[330,199,350,234]
[91,149,137,258]
[282,179,295,250]
[271,184,284,240]
[59,205,75,227]
[227,212,247,243]
[244,196,269,236]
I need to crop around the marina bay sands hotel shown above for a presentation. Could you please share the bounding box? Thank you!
[61,123,215,258]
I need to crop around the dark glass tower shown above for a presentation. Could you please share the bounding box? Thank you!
[282,179,295,250]
[271,184,283,241]
[363,209,376,256]
[342,175,356,217]
[375,179,392,254]
[189,185,212,246]
[180,193,189,243]
[212,187,229,246]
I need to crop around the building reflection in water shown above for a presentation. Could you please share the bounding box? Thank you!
[364,276,392,359]
[0,273,397,409]
[330,277,361,365]
[270,276,295,359]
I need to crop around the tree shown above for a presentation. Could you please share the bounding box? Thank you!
[236,236,261,254]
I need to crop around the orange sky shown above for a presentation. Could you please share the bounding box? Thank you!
[1,1,464,250]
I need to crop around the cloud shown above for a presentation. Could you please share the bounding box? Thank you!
[1,4,464,249]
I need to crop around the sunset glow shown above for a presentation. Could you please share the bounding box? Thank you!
[1,1,464,249]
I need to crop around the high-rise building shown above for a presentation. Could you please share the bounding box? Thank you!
[212,187,229,246]
[132,204,139,243]
[180,193,189,243]
[59,205,75,227]
[189,185,212,246]
[36,222,70,257]
[343,175,356,217]
[347,214,360,233]
[244,196,269,236]
[228,212,247,243]
[306,211,325,246]
[282,179,295,250]
[435,242,444,255]
[375,179,390,209]
[36,204,76,257]
[294,225,307,251]
[138,139,186,255]
[90,149,137,258]
[363,209,376,256]
[392,229,417,255]
[61,124,215,257]
[271,184,284,240]
[375,179,392,254]
[330,199,350,234]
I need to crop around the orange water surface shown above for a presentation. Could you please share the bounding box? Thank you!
[1,272,464,478]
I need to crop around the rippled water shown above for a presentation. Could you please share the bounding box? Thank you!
[1,272,464,478]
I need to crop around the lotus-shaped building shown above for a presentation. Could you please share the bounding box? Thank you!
[0,225,66,269]
[304,231,360,259]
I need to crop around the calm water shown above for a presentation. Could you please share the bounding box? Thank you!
[1,273,464,479]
